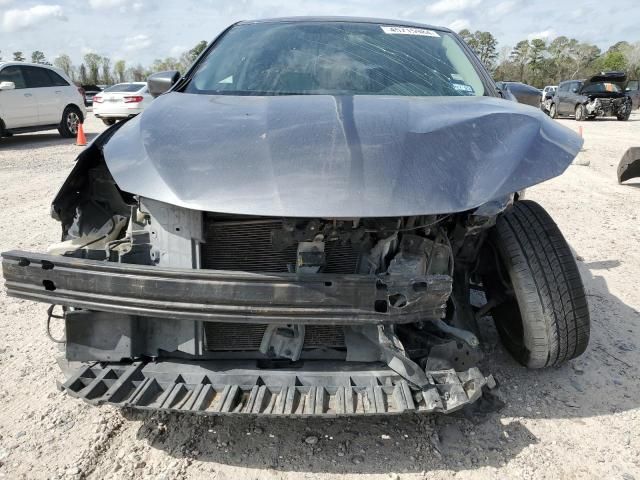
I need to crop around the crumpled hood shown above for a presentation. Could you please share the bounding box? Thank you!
[103,92,582,217]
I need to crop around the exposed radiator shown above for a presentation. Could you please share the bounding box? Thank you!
[204,323,346,352]
[201,216,359,273]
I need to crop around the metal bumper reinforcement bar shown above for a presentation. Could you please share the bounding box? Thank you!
[2,250,452,324]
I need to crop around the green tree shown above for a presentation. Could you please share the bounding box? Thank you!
[13,51,25,61]
[474,32,498,70]
[459,30,498,70]
[53,54,73,77]
[458,29,473,45]
[607,41,631,54]
[31,50,46,64]
[127,64,147,82]
[622,42,640,80]
[528,39,547,86]
[83,53,102,85]
[510,40,530,82]
[113,60,126,83]
[569,43,600,78]
[548,36,573,82]
[101,56,112,84]
[600,51,628,71]
[188,40,207,61]
[151,57,182,73]
[79,64,88,84]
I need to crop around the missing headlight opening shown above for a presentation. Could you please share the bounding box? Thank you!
[0,18,590,417]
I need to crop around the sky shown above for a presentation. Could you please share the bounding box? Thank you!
[0,0,638,66]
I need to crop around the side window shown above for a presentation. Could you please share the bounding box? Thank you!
[23,66,55,88]
[0,66,27,89]
[46,70,70,87]
[627,80,639,91]
[559,83,568,92]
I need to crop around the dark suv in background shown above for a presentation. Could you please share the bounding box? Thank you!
[626,79,640,109]
[549,72,632,121]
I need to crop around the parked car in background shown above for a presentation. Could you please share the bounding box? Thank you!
[540,85,557,115]
[81,84,103,107]
[541,85,557,100]
[626,79,640,109]
[549,72,632,121]
[92,82,152,125]
[1,17,590,417]
[495,81,541,107]
[0,62,86,138]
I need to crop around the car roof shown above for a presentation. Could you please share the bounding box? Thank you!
[236,16,452,33]
[0,61,58,69]
[0,61,72,82]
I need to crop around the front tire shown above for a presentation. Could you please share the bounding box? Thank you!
[575,104,586,121]
[484,200,590,368]
[549,103,557,119]
[58,106,83,138]
[617,104,631,121]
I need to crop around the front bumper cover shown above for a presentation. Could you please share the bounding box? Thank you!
[59,359,494,416]
[1,251,452,325]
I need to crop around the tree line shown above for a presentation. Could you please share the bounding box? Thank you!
[459,30,640,86]
[2,33,639,88]
[0,41,208,86]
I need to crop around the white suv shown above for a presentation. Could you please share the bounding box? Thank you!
[0,62,87,139]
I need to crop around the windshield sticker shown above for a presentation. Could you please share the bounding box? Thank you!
[452,83,475,95]
[380,26,441,37]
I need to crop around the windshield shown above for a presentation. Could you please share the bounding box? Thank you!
[104,83,144,92]
[582,82,623,94]
[185,22,486,97]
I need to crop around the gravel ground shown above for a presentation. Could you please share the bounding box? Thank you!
[0,112,639,480]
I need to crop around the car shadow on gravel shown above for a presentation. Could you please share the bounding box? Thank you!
[0,132,97,151]
[125,253,639,475]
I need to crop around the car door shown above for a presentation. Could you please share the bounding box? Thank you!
[556,83,569,114]
[0,65,39,128]
[565,81,582,114]
[23,66,63,125]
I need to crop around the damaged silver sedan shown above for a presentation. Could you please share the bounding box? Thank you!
[1,17,590,416]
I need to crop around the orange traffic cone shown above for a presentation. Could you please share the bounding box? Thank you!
[75,122,87,146]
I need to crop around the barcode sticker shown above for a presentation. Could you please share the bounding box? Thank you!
[380,26,441,37]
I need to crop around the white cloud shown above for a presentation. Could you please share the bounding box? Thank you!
[88,0,127,9]
[527,29,556,41]
[493,0,518,16]
[123,34,152,52]
[2,5,66,32]
[0,0,14,6]
[426,0,482,15]
[448,19,470,32]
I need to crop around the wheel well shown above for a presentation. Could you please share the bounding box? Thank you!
[64,104,84,122]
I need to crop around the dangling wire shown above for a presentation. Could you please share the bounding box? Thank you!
[46,305,66,344]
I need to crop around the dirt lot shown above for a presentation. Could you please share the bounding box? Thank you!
[0,112,639,480]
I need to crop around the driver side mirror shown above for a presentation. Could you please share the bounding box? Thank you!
[571,87,579,93]
[0,81,16,91]
[147,70,180,98]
